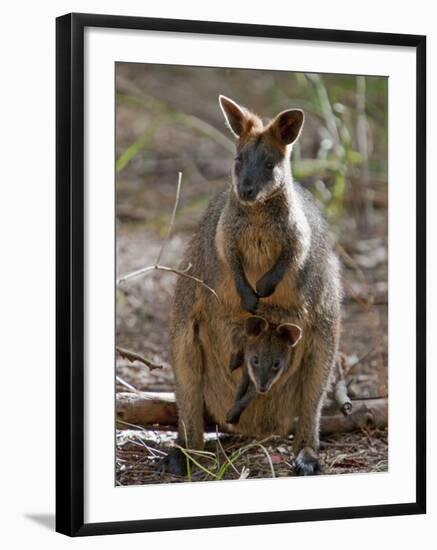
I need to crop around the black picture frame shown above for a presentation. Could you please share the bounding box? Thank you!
[56,12,426,537]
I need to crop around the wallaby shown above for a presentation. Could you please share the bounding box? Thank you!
[216,95,309,314]
[163,96,341,478]
[226,315,302,424]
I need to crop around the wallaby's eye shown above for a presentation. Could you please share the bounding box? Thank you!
[235,155,242,164]
[272,360,281,372]
[265,161,274,170]
[251,356,259,367]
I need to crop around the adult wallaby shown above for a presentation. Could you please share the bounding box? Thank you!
[163,96,341,477]
[226,315,303,425]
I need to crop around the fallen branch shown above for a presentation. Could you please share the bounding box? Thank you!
[333,352,352,416]
[320,400,387,435]
[117,391,178,427]
[116,346,163,371]
[116,391,387,436]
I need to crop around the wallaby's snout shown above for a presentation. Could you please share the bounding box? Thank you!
[239,175,257,202]
[249,354,285,394]
[256,362,282,393]
[234,146,279,203]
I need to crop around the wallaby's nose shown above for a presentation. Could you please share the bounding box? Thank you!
[239,182,256,201]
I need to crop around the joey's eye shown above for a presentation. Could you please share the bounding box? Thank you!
[251,356,259,367]
[235,155,242,164]
[272,360,281,372]
[265,161,274,170]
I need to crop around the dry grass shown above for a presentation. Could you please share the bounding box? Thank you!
[116,427,388,486]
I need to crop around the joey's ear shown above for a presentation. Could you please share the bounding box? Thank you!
[277,323,303,347]
[270,109,304,145]
[245,316,268,337]
[219,95,249,138]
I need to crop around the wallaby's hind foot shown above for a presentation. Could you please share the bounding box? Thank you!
[160,447,188,476]
[294,447,322,476]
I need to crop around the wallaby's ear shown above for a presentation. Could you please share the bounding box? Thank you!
[245,316,268,337]
[219,95,249,138]
[270,109,304,145]
[277,323,303,347]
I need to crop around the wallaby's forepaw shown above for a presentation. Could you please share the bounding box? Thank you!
[255,275,277,298]
[241,291,259,314]
[294,448,322,476]
[160,447,187,476]
[229,350,244,372]
[225,407,241,424]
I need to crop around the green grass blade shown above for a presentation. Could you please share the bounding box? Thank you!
[116,127,155,174]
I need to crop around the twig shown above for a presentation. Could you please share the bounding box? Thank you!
[117,262,190,285]
[117,261,219,300]
[116,375,139,393]
[166,265,219,299]
[156,171,182,266]
[116,346,163,371]
[161,265,220,300]
[239,467,250,480]
[216,426,240,475]
[116,418,153,432]
[118,430,167,458]
[256,443,276,478]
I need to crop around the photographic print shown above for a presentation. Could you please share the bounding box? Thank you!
[56,14,425,535]
[115,63,389,486]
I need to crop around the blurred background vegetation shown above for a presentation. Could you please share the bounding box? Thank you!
[116,63,387,235]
